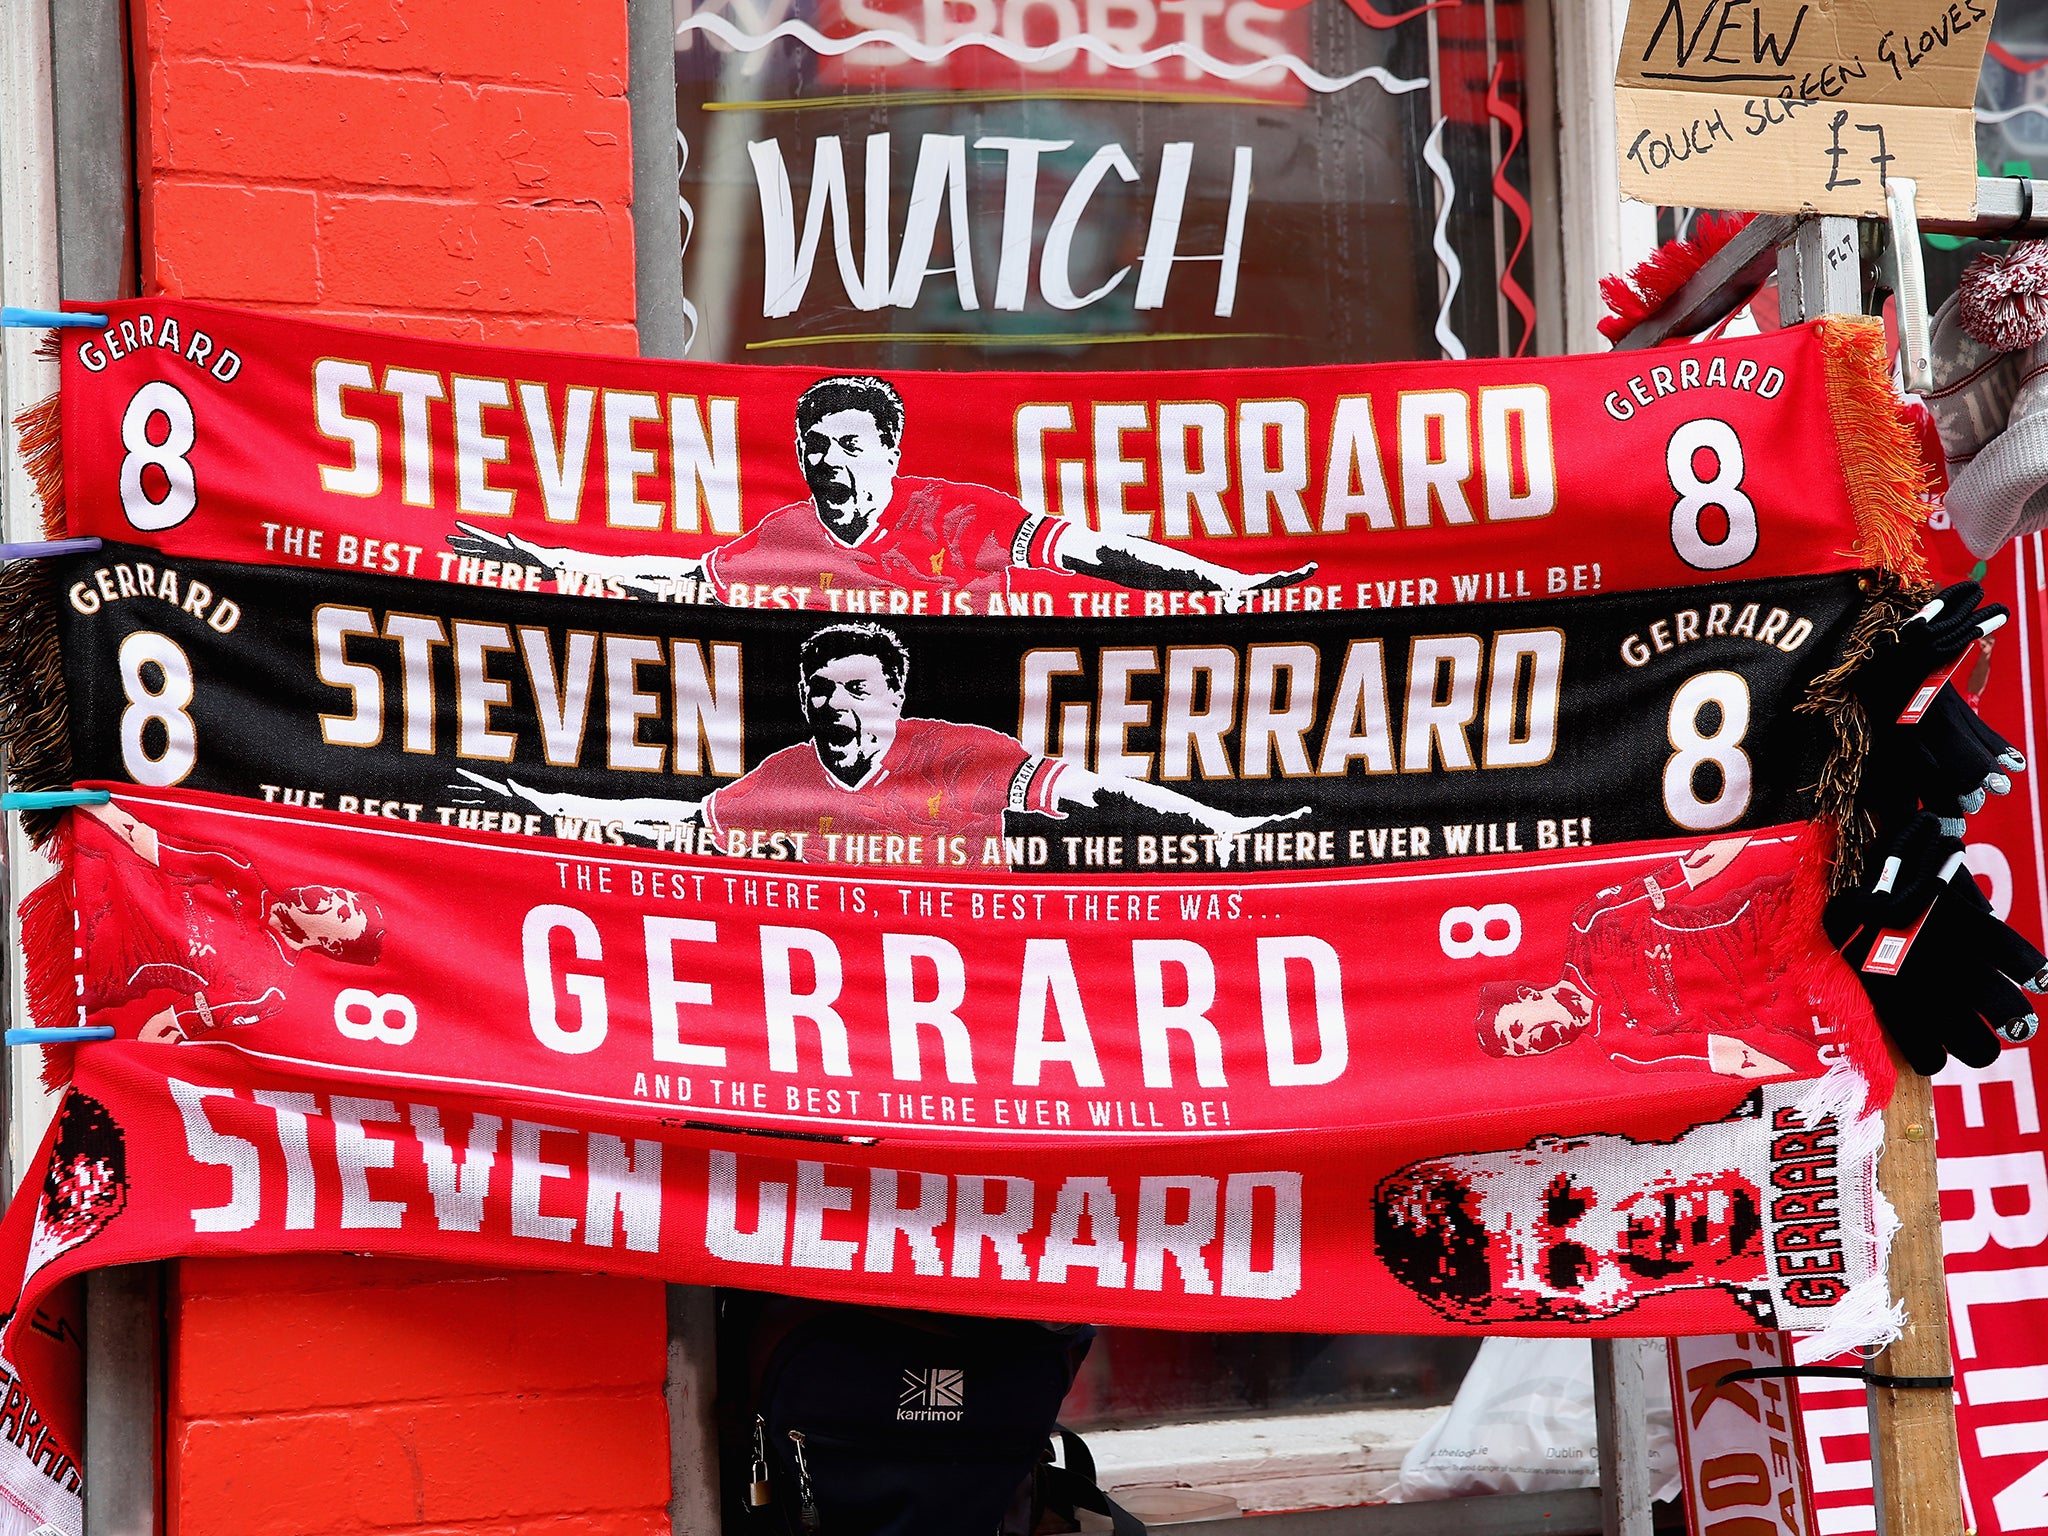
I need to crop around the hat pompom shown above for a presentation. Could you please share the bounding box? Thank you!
[1958,242,2048,352]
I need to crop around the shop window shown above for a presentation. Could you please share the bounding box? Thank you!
[671,0,1560,1457]
[1928,4,2048,299]
[1059,1328,1477,1427]
[672,0,1561,369]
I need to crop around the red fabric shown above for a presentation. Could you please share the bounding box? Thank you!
[0,1015,1882,1342]
[77,815,292,1036]
[1598,214,1760,345]
[0,780,1896,1435]
[705,478,1057,601]
[51,299,1913,605]
[1562,874,1809,1068]
[703,719,1066,854]
[60,785,1867,1147]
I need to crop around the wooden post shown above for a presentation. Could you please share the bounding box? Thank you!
[1593,1339,1658,1536]
[667,1284,723,1534]
[1764,211,1966,1536]
[1867,1060,1964,1536]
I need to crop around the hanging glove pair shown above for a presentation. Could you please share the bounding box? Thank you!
[1853,582,2023,823]
[1825,812,2046,1075]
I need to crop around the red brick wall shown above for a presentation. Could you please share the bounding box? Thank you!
[169,1259,672,1535]
[132,0,641,354]
[131,1,668,1528]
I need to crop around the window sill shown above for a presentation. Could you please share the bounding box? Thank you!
[1083,1403,1444,1516]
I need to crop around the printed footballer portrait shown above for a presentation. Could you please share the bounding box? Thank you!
[470,620,1307,868]
[449,373,1317,604]
[1472,838,1822,1080]
[23,1093,129,1281]
[1373,1094,1794,1328]
[77,802,386,1043]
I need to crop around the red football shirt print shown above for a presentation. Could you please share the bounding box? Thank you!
[704,476,1066,600]
[76,815,294,1036]
[1561,868,1817,1070]
[702,718,1067,864]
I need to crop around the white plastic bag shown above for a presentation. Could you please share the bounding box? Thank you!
[1383,1337,1678,1503]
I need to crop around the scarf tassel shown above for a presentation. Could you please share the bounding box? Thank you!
[16,845,80,1093]
[1796,573,1922,892]
[0,560,76,850]
[11,391,63,540]
[1818,317,1935,585]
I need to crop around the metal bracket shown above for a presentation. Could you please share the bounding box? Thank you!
[1882,179,1934,395]
[1611,213,1795,350]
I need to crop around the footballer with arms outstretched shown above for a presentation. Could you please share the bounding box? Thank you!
[450,374,1317,605]
[469,621,1306,869]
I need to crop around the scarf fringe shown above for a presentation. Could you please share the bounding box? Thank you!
[1784,822,1900,1108]
[1596,212,1758,343]
[17,841,79,1094]
[1816,317,1933,585]
[1789,1086,1904,1361]
[10,392,64,539]
[0,1489,75,1536]
[0,560,75,850]
[1796,573,1923,889]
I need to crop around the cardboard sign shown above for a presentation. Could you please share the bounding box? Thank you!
[1615,0,1999,219]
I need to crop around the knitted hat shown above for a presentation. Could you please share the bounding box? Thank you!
[1945,244,2048,555]
[1947,344,2048,556]
[1925,289,2023,483]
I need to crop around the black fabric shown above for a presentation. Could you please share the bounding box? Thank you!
[1861,685,2025,821]
[1853,582,2006,723]
[52,544,1861,870]
[719,1295,1139,1536]
[1854,582,2021,822]
[1825,815,2047,1074]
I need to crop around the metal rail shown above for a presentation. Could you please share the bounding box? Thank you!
[1613,178,2048,356]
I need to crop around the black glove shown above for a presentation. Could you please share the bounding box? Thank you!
[1861,686,2025,823]
[1854,583,2017,824]
[1825,815,2045,1074]
[1855,582,2007,724]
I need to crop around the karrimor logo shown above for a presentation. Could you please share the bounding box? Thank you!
[897,1367,965,1423]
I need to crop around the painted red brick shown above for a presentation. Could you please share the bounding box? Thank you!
[137,0,629,86]
[135,0,638,336]
[147,181,321,302]
[174,1392,669,1534]
[304,0,630,88]
[153,60,483,190]
[167,1260,673,1535]
[175,1269,665,1415]
[150,64,634,204]
[141,0,658,1525]
[319,308,643,354]
[317,197,637,320]
[134,0,320,66]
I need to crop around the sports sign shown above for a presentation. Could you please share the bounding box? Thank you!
[1669,1331,1819,1536]
[40,302,1923,612]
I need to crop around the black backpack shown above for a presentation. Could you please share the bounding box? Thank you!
[722,1294,1145,1536]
